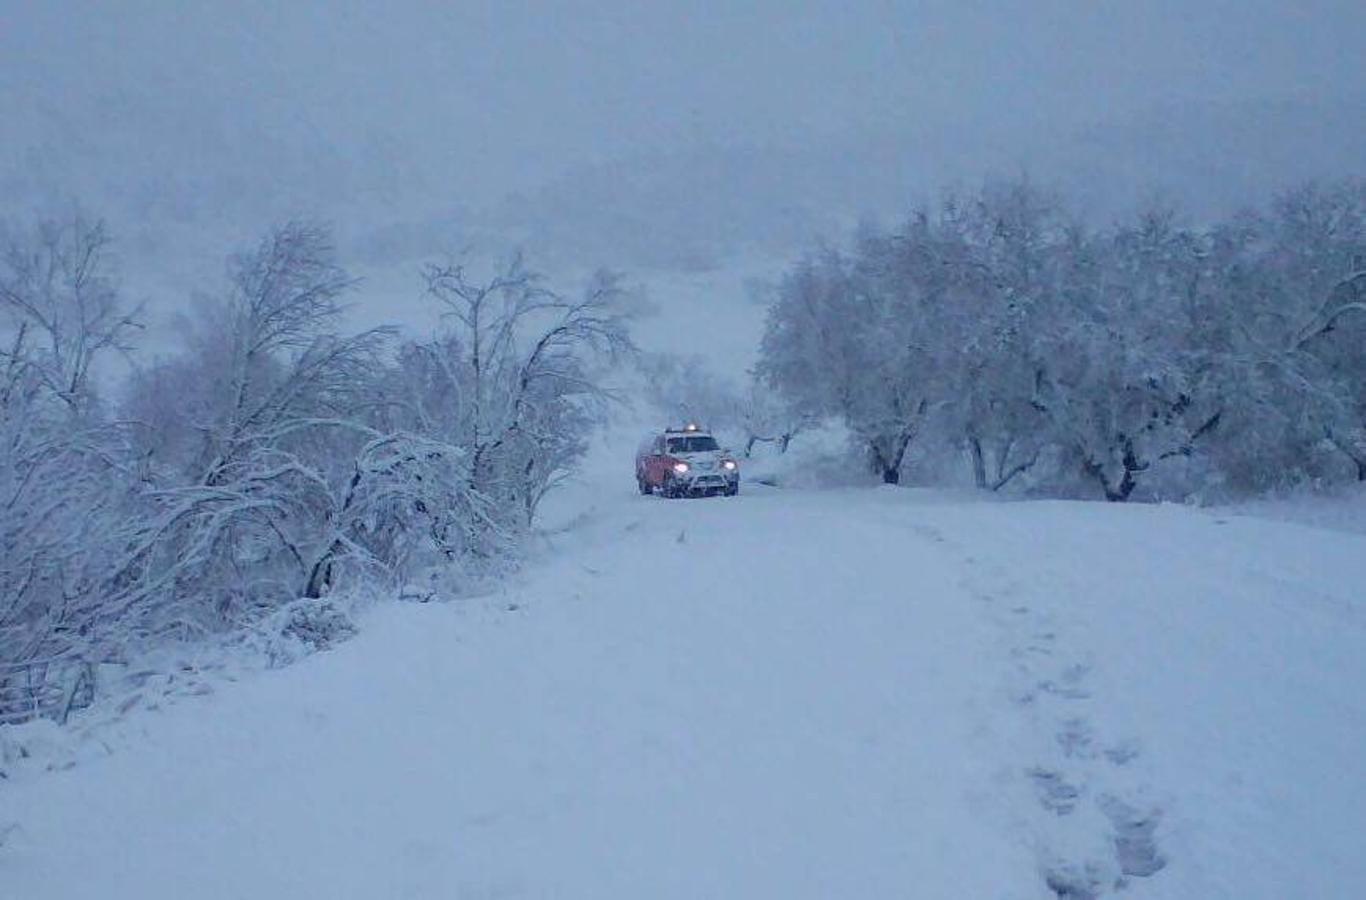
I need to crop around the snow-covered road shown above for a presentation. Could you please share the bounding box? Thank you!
[5,470,1366,898]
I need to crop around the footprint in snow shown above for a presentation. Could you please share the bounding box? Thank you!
[1039,662,1092,700]
[1029,767,1082,815]
[1044,863,1104,900]
[1104,740,1141,766]
[1099,795,1166,878]
[1056,717,1095,758]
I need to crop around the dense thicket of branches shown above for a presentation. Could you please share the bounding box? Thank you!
[1,218,628,720]
[758,179,1366,497]
[1,219,140,717]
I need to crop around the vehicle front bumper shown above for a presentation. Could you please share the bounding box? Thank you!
[676,471,739,492]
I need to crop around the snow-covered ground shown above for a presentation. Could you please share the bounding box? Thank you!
[4,426,1365,899]
[1212,482,1366,537]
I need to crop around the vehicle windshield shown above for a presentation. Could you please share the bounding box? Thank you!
[666,435,719,453]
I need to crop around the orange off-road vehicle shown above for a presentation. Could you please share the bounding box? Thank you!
[635,424,740,498]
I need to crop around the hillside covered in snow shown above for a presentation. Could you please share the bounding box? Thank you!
[5,3,1366,898]
[4,431,1365,899]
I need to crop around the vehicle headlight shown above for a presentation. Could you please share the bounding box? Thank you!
[722,459,737,471]
[672,462,689,474]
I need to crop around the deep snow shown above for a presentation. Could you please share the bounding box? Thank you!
[4,431,1365,899]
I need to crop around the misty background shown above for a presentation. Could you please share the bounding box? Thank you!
[3,0,1364,331]
[5,11,1366,893]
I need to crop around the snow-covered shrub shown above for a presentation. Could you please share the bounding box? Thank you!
[302,431,504,598]
[0,715,71,780]
[259,597,358,668]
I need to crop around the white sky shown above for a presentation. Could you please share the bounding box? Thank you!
[2,1,1363,255]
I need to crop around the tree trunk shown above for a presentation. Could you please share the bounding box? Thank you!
[1110,467,1139,502]
[1083,441,1143,503]
[303,542,341,599]
[873,427,917,486]
[304,465,364,598]
[991,449,1039,492]
[968,436,987,489]
[889,429,915,484]
[870,442,898,484]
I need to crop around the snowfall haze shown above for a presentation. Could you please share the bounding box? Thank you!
[3,5,1366,900]
[4,1,1364,299]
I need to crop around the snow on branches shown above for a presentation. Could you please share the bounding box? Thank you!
[758,178,1366,498]
[2,217,632,722]
[416,255,634,526]
[1,217,140,714]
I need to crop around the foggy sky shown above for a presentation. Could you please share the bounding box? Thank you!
[3,1,1364,263]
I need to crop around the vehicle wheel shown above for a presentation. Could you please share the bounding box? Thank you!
[637,476,651,495]
[726,482,740,497]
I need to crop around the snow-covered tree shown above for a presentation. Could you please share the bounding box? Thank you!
[0,217,139,717]
[0,217,140,416]
[758,246,939,484]
[1259,182,1366,480]
[1028,208,1225,500]
[1189,181,1366,490]
[416,256,633,526]
[892,184,1062,490]
[758,179,1366,499]
[637,352,742,434]
[119,222,389,631]
[735,376,813,456]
